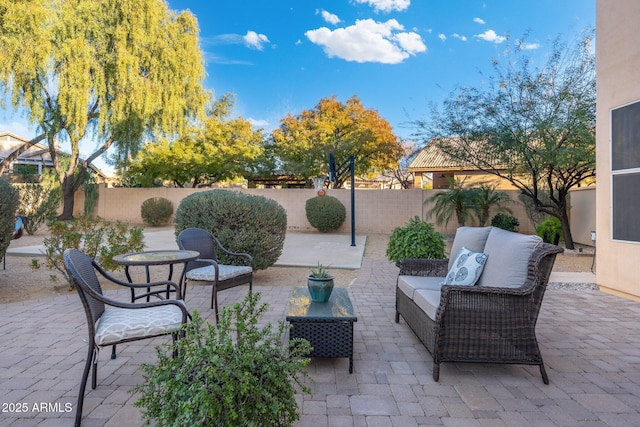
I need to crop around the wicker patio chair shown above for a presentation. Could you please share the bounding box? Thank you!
[177,227,253,321]
[63,249,189,427]
[396,240,563,384]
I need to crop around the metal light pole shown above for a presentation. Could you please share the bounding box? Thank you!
[329,153,356,246]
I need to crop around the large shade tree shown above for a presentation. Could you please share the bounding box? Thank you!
[414,31,595,249]
[271,95,403,187]
[0,0,209,218]
[126,94,265,187]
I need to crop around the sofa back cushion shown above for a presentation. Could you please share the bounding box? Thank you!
[476,227,543,288]
[448,226,493,271]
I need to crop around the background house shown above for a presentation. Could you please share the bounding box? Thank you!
[408,140,516,189]
[0,131,109,183]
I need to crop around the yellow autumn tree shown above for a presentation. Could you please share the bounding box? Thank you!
[0,0,209,217]
[271,95,403,187]
[127,94,265,187]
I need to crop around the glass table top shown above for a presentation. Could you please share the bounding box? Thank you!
[112,250,199,266]
[286,287,357,320]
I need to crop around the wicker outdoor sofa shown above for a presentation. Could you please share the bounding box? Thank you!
[395,226,563,384]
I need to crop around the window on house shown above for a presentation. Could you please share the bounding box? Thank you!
[611,100,640,242]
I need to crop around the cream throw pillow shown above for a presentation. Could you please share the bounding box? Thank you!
[443,247,488,286]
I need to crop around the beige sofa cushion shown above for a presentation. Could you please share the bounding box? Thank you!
[413,289,441,321]
[397,275,443,299]
[448,226,493,271]
[476,227,542,288]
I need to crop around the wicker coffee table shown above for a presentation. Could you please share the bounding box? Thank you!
[286,286,357,373]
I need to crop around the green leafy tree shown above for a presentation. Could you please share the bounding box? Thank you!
[271,95,403,187]
[414,30,595,248]
[426,177,478,228]
[127,94,264,187]
[0,0,209,218]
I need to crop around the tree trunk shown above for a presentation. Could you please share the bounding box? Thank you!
[58,176,77,220]
[559,210,574,250]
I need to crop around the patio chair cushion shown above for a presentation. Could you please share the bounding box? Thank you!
[448,226,493,271]
[95,304,185,346]
[413,289,441,321]
[186,264,253,282]
[397,275,443,300]
[477,227,542,288]
[443,247,488,286]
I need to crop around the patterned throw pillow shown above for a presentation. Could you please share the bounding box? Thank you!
[443,247,488,286]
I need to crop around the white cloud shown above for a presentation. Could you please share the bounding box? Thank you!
[353,0,411,13]
[247,118,269,128]
[243,31,270,50]
[452,33,467,42]
[474,29,506,43]
[519,41,541,50]
[438,33,446,42]
[305,18,426,64]
[473,17,486,25]
[319,9,341,25]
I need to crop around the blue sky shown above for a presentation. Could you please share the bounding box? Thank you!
[0,0,595,173]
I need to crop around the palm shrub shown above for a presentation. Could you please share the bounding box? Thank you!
[133,292,312,427]
[141,197,173,226]
[305,195,346,232]
[36,216,144,287]
[174,190,287,271]
[386,216,446,263]
[426,176,477,227]
[472,183,513,226]
[0,178,19,261]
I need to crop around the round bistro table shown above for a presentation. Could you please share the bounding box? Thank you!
[113,249,199,302]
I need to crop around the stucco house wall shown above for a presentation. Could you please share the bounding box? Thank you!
[595,0,640,300]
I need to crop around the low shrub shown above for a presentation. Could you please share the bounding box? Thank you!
[305,195,346,232]
[491,213,520,232]
[133,292,311,426]
[141,197,173,227]
[0,178,19,261]
[386,216,446,263]
[174,190,287,271]
[536,216,563,244]
[14,183,61,235]
[36,216,144,287]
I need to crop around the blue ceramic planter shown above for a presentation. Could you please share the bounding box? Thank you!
[307,275,334,302]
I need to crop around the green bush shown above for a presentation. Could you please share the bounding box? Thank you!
[37,216,144,287]
[133,292,311,426]
[141,197,174,227]
[386,216,446,263]
[174,190,287,271]
[536,216,563,244]
[14,183,62,235]
[0,178,19,261]
[491,213,520,232]
[305,195,346,232]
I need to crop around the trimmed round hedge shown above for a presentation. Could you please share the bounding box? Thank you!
[174,190,287,271]
[141,197,173,227]
[305,195,346,233]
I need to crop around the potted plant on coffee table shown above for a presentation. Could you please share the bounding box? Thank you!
[307,262,334,302]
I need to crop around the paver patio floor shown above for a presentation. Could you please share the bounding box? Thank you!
[1,257,640,426]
